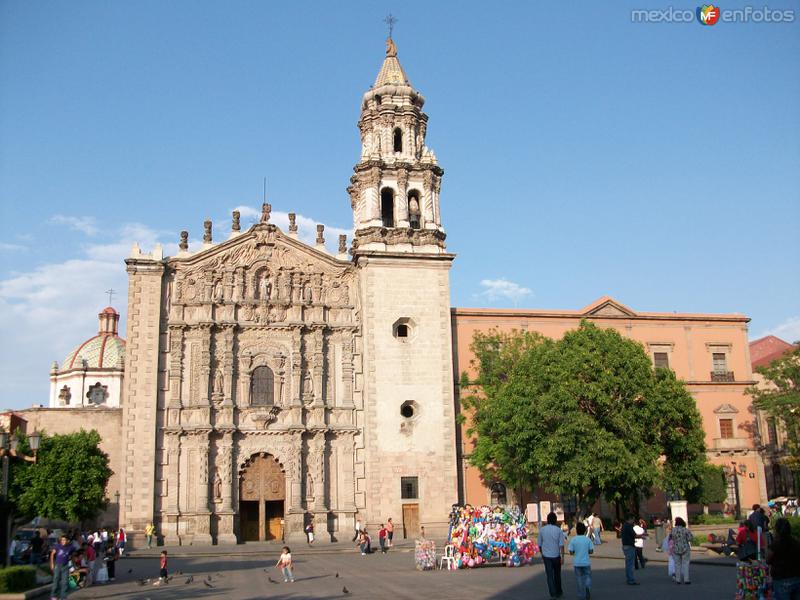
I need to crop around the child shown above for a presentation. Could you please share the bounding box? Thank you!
[662,532,675,580]
[568,522,594,600]
[154,551,168,585]
[378,524,388,553]
[276,546,295,583]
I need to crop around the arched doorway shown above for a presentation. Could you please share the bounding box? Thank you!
[240,453,285,541]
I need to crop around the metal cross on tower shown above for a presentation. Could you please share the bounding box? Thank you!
[384,13,397,38]
[106,288,115,305]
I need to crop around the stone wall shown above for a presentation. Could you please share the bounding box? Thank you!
[20,407,123,527]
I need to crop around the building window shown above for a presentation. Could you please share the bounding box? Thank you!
[767,417,778,446]
[401,476,418,499]
[712,352,727,373]
[86,382,108,405]
[653,352,669,369]
[400,401,415,419]
[381,188,395,227]
[393,317,414,341]
[251,366,274,406]
[719,418,734,439]
[393,128,403,152]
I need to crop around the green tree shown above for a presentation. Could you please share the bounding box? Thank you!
[462,321,708,516]
[748,347,800,483]
[687,464,728,512]
[8,429,112,523]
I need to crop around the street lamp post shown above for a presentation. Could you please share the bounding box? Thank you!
[724,461,746,521]
[0,430,40,566]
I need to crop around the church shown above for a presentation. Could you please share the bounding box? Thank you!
[23,37,770,545]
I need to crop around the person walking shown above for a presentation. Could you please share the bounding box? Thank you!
[50,534,77,600]
[275,546,295,583]
[538,512,565,600]
[116,528,126,557]
[633,519,648,569]
[670,517,692,585]
[153,550,168,586]
[568,522,594,600]
[386,518,394,548]
[620,515,641,585]
[378,524,388,554]
[662,530,675,580]
[767,518,800,600]
[352,518,362,542]
[591,513,603,546]
[145,523,155,549]
[305,521,315,546]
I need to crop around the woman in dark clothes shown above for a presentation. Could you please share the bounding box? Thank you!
[766,518,800,600]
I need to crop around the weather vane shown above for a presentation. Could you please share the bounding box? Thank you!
[106,288,115,305]
[384,13,397,38]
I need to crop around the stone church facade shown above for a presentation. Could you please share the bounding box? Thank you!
[119,37,458,545]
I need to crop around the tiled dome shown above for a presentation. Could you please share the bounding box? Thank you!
[61,306,125,370]
[63,334,126,370]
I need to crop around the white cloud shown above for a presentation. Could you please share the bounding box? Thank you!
[0,208,352,409]
[478,278,533,306]
[0,223,167,409]
[0,242,27,252]
[50,214,99,236]
[762,316,800,344]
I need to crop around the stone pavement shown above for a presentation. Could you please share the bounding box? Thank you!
[73,542,739,600]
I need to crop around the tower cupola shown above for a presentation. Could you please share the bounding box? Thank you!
[348,37,446,254]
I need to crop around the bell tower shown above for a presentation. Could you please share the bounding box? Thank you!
[352,36,458,538]
[348,37,446,253]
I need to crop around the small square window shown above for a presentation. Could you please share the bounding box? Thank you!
[719,418,734,439]
[401,476,418,499]
[396,324,409,338]
[653,352,669,369]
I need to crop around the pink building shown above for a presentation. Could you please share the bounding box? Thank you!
[452,296,765,515]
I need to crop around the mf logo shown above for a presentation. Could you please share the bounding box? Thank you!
[697,4,721,25]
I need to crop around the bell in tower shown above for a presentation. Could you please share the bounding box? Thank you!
[348,36,447,254]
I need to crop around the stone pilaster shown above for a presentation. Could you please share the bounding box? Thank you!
[120,258,165,534]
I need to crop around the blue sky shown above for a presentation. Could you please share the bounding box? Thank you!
[1,0,798,408]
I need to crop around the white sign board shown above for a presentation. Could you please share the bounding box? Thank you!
[526,503,539,523]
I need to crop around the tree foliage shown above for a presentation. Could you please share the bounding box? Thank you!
[8,429,112,523]
[687,464,728,506]
[748,347,800,475]
[461,321,707,514]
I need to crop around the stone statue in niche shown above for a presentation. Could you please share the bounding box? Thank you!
[213,369,224,398]
[260,273,272,301]
[213,469,222,501]
[213,280,224,302]
[302,370,314,403]
[302,281,312,304]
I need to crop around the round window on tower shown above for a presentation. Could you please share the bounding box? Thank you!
[400,400,418,419]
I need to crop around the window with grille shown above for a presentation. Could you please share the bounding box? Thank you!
[401,476,418,499]
[654,352,669,369]
[712,352,727,373]
[767,418,778,446]
[251,366,274,406]
[719,418,734,439]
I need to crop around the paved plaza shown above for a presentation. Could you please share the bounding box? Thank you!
[72,544,739,600]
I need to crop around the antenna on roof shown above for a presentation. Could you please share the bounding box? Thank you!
[263,176,268,204]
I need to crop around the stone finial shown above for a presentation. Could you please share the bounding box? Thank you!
[232,210,241,232]
[203,220,212,243]
[260,202,271,224]
[288,212,298,233]
[51,361,59,374]
[338,234,347,254]
[316,224,325,246]
[179,231,189,251]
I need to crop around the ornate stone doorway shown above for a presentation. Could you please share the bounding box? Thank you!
[240,453,285,541]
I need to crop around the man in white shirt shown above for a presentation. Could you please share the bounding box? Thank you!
[538,512,565,599]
